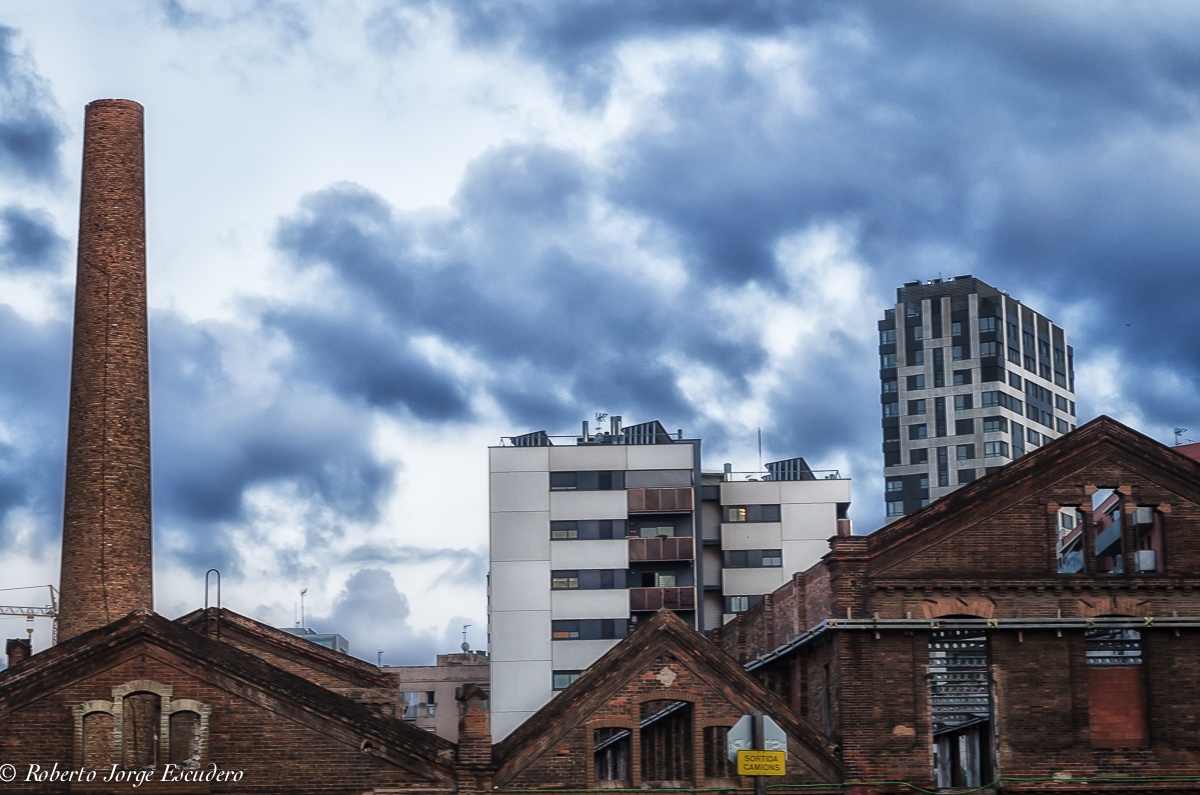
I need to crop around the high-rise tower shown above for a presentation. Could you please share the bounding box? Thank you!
[58,100,153,641]
[879,276,1076,520]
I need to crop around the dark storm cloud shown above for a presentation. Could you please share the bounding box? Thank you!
[0,205,66,273]
[415,0,834,105]
[0,307,69,548]
[0,26,64,184]
[271,153,765,434]
[149,312,390,571]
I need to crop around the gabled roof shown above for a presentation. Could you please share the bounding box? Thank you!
[493,609,841,783]
[176,606,392,689]
[864,415,1200,574]
[0,608,454,782]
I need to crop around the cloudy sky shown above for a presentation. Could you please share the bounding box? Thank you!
[1,1,1198,664]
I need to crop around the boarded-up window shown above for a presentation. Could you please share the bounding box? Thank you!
[640,700,692,785]
[82,712,116,768]
[169,711,201,765]
[593,728,631,784]
[123,693,160,768]
[1086,627,1148,747]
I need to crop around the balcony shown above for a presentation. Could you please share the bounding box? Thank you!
[630,587,695,612]
[627,487,693,513]
[628,536,693,562]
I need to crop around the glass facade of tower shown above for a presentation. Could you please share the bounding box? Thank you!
[880,276,1075,519]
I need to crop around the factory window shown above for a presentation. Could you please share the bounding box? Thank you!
[723,549,783,568]
[553,671,583,690]
[724,504,781,523]
[641,700,694,786]
[1056,507,1084,574]
[551,471,625,491]
[886,501,905,517]
[703,726,735,780]
[909,399,927,415]
[983,441,1009,458]
[1133,507,1164,574]
[930,629,993,788]
[593,728,632,783]
[1085,626,1148,747]
[881,353,897,368]
[880,328,896,345]
[122,693,160,767]
[551,571,580,589]
[1093,489,1123,575]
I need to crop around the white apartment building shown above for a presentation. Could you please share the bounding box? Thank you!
[488,418,851,740]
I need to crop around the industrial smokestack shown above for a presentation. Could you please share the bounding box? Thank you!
[58,100,153,641]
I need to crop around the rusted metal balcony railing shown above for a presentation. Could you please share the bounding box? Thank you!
[628,536,694,562]
[630,587,695,612]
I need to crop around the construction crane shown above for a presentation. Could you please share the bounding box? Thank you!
[0,585,59,646]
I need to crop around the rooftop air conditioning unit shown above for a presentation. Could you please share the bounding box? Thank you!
[1135,549,1157,573]
[1134,506,1154,525]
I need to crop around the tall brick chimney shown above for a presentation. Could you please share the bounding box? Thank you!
[58,100,153,641]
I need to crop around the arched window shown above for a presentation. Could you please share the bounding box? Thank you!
[593,728,631,785]
[122,692,161,768]
[81,711,117,768]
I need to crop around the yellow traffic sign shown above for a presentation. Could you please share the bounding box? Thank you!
[736,750,786,776]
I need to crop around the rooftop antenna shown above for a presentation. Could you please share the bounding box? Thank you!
[757,427,763,474]
[1175,428,1189,446]
[377,650,385,666]
[300,588,308,629]
[461,623,472,652]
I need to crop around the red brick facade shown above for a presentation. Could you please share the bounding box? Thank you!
[717,417,1200,793]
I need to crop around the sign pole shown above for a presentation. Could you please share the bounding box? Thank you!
[752,711,766,795]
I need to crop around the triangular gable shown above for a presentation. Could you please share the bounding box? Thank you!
[494,610,841,786]
[0,609,455,784]
[862,416,1200,578]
